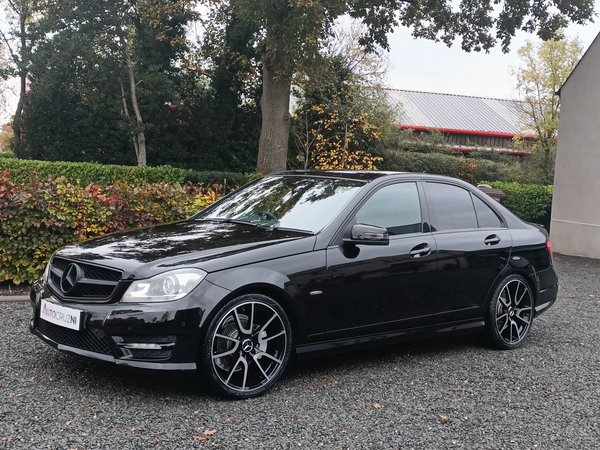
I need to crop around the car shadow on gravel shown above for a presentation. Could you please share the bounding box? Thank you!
[285,332,484,377]
[38,331,486,400]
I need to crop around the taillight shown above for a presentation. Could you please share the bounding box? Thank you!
[547,240,553,257]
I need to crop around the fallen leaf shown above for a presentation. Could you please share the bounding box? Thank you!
[134,430,140,434]
[308,386,314,390]
[373,403,382,409]
[249,418,255,422]
[449,388,458,392]
[83,403,97,408]
[439,415,448,420]
[293,415,299,421]
[319,375,330,379]
[354,406,361,410]
[185,415,193,419]
[66,421,72,425]
[327,382,334,386]
[225,418,231,422]
[193,436,208,441]
[286,387,292,391]
[203,429,217,436]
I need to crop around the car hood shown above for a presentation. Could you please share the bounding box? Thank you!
[54,220,316,278]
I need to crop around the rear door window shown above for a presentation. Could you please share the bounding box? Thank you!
[426,183,477,231]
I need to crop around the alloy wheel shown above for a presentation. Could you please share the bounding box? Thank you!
[494,278,533,346]
[209,298,289,395]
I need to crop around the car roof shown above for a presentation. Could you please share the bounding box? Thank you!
[276,170,473,185]
[276,170,405,182]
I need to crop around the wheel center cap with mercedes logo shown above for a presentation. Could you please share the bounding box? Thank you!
[60,263,84,294]
[241,338,254,353]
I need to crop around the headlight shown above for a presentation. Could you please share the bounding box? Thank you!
[121,269,207,303]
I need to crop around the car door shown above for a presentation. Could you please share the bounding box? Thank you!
[312,181,438,341]
[424,182,512,323]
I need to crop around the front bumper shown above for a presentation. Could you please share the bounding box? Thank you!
[29,279,229,371]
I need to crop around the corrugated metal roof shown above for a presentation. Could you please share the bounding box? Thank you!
[387,89,524,135]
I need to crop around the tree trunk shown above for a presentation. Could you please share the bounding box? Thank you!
[256,35,290,174]
[120,35,146,166]
[11,14,28,156]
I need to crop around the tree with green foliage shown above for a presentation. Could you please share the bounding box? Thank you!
[186,5,263,172]
[19,0,195,165]
[291,24,395,170]
[0,0,42,156]
[513,34,583,183]
[206,0,594,174]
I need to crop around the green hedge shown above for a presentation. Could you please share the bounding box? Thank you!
[0,158,191,185]
[185,171,248,190]
[485,181,553,229]
[0,158,252,188]
[0,152,14,159]
[380,150,512,185]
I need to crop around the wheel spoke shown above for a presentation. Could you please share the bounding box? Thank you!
[212,342,239,360]
[499,292,511,308]
[511,320,523,340]
[515,285,527,306]
[234,307,251,334]
[252,354,271,381]
[497,315,509,334]
[258,313,277,336]
[225,356,248,390]
[214,333,238,344]
[254,351,282,365]
[248,302,255,334]
[260,329,285,344]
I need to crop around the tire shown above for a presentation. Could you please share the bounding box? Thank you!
[201,294,293,399]
[486,274,534,350]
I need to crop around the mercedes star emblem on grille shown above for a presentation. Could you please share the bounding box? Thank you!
[60,263,84,294]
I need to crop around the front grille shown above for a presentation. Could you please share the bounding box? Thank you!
[38,319,112,355]
[49,257,123,303]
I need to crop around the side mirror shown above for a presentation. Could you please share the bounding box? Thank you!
[343,223,389,246]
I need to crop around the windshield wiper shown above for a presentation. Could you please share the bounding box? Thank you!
[270,226,314,235]
[196,217,271,229]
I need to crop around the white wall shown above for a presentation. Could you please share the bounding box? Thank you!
[551,33,600,259]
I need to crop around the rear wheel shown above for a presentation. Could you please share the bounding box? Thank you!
[486,275,534,350]
[201,294,292,398]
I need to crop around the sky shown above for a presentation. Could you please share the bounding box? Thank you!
[384,18,600,100]
[1,7,600,124]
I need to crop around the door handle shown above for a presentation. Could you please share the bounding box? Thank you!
[409,244,431,258]
[484,235,501,246]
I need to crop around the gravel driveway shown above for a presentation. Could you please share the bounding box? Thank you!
[1,254,598,449]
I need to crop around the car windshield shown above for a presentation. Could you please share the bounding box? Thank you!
[194,175,365,233]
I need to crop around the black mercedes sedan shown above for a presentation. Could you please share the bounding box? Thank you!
[30,171,558,398]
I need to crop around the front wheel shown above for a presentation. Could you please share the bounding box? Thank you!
[201,294,292,399]
[486,275,534,350]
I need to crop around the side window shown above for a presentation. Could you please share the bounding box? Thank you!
[473,195,503,228]
[427,183,477,231]
[355,183,422,236]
